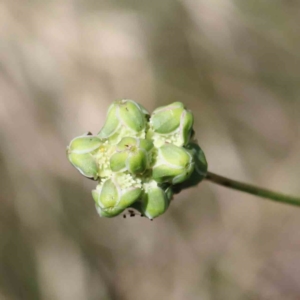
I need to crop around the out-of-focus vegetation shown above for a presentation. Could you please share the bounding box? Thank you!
[1,1,300,299]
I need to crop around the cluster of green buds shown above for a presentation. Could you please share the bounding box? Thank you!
[67,100,207,219]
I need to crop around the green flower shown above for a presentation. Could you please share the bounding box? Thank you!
[110,137,154,174]
[67,134,102,179]
[172,143,208,193]
[92,173,143,217]
[98,99,149,144]
[140,181,173,219]
[152,144,194,185]
[148,102,194,147]
[186,142,208,179]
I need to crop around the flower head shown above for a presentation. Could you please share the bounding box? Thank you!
[67,100,207,219]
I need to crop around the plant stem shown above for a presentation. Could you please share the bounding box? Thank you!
[205,171,300,207]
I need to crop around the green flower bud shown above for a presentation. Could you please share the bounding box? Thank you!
[152,144,194,185]
[172,143,208,193]
[67,134,102,179]
[149,102,194,147]
[140,181,173,219]
[110,137,154,174]
[92,173,143,217]
[98,99,149,144]
[186,142,208,179]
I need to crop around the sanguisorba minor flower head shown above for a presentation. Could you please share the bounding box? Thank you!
[67,99,208,219]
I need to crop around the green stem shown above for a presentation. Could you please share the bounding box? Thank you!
[205,171,300,207]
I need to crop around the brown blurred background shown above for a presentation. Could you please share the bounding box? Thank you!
[1,1,300,299]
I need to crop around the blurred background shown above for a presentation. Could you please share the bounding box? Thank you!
[1,1,300,299]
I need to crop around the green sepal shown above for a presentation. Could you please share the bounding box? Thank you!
[92,175,143,218]
[118,188,143,209]
[98,100,149,143]
[149,102,194,147]
[66,135,102,179]
[110,152,128,172]
[98,104,119,140]
[95,203,125,218]
[139,138,154,152]
[128,150,147,174]
[116,137,137,150]
[152,144,194,184]
[180,110,194,145]
[173,143,208,193]
[186,142,208,179]
[68,135,102,154]
[92,179,120,209]
[141,182,173,219]
[151,102,184,134]
[118,101,146,132]
[110,137,153,174]
[68,153,98,179]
